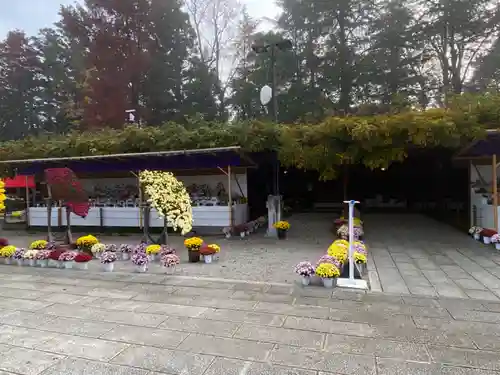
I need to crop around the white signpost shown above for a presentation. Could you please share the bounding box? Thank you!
[337,200,368,290]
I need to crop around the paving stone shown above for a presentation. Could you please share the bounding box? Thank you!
[0,347,64,375]
[464,289,500,301]
[203,357,317,375]
[39,357,150,375]
[0,297,53,312]
[173,286,229,298]
[37,293,100,305]
[232,283,270,292]
[87,298,153,312]
[201,308,285,326]
[438,298,488,311]
[328,309,416,328]
[469,333,500,351]
[86,288,139,299]
[269,344,376,375]
[0,289,48,300]
[0,325,58,349]
[414,316,500,335]
[403,277,432,287]
[36,334,130,361]
[291,287,334,299]
[376,358,499,375]
[284,316,375,337]
[253,301,331,319]
[266,285,294,295]
[101,325,189,349]
[421,270,451,283]
[453,279,488,290]
[158,316,241,337]
[325,334,430,361]
[142,302,211,318]
[36,317,117,338]
[231,291,295,303]
[428,345,500,371]
[408,285,438,297]
[435,284,468,298]
[401,296,440,307]
[111,345,214,375]
[448,309,500,324]
[177,333,274,360]
[0,310,57,329]
[234,323,324,349]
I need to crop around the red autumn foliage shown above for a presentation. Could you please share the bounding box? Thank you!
[0,238,9,247]
[481,228,497,237]
[75,253,92,263]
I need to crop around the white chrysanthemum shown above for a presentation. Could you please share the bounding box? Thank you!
[139,170,193,235]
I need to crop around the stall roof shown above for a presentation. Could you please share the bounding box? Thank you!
[454,129,500,161]
[1,146,257,175]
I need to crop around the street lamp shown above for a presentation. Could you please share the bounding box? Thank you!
[252,39,292,235]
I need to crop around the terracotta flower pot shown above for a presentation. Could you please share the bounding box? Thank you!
[188,250,200,263]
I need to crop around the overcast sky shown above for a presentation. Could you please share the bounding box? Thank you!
[0,0,279,37]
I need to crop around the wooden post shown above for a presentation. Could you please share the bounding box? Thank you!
[25,176,30,227]
[493,154,498,231]
[228,166,233,227]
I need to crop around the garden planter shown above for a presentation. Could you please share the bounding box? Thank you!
[188,250,200,263]
[164,265,176,275]
[204,254,213,264]
[102,263,114,272]
[301,276,311,286]
[474,233,480,240]
[4,258,11,265]
[27,259,36,267]
[135,264,147,273]
[76,262,89,270]
[38,259,48,268]
[240,232,245,238]
[122,253,130,261]
[63,261,75,269]
[358,262,367,274]
[484,237,492,245]
[496,243,500,251]
[48,259,58,268]
[277,229,287,240]
[322,277,337,288]
[16,259,23,266]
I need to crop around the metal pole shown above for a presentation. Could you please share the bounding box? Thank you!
[345,200,360,282]
[271,45,280,221]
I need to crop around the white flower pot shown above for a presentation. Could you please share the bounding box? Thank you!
[164,265,176,274]
[240,232,245,238]
[38,259,48,268]
[27,259,36,267]
[16,259,23,266]
[484,237,492,244]
[474,233,480,240]
[4,258,11,265]
[496,243,500,251]
[63,261,75,269]
[122,253,130,261]
[135,264,147,273]
[301,276,311,286]
[322,278,337,288]
[204,255,213,264]
[103,263,114,272]
[76,262,89,270]
[48,259,58,268]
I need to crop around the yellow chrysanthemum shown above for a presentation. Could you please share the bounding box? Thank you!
[273,221,291,230]
[30,240,48,250]
[315,262,340,278]
[146,244,161,254]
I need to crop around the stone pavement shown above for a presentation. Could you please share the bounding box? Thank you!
[367,214,500,300]
[0,266,500,374]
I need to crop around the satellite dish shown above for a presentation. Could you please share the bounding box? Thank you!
[260,85,272,105]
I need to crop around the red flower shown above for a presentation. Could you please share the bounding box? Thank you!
[0,238,9,247]
[199,245,216,256]
[74,253,92,263]
[481,228,497,237]
[49,250,64,260]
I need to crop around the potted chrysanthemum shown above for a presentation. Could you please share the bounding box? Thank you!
[273,221,290,239]
[207,244,220,261]
[35,250,51,268]
[473,227,483,240]
[294,261,315,286]
[119,244,133,260]
[199,245,216,264]
[13,248,25,266]
[23,250,39,267]
[492,234,500,250]
[184,237,203,263]
[146,244,161,261]
[315,262,340,288]
[353,242,368,274]
[100,251,117,272]
[481,229,497,244]
[74,253,92,270]
[30,240,48,250]
[1,245,16,265]
[91,243,106,259]
[162,253,180,274]
[59,251,77,269]
[76,234,99,253]
[132,252,149,273]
